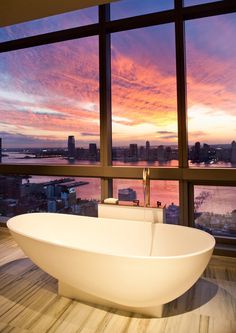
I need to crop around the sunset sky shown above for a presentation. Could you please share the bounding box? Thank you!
[0,3,235,148]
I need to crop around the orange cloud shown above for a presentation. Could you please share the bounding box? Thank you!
[1,13,236,148]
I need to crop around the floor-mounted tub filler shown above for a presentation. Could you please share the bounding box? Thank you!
[7,209,215,317]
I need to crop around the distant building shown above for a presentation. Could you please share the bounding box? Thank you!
[0,176,22,199]
[129,144,138,161]
[76,147,86,160]
[165,146,172,161]
[146,141,150,161]
[48,200,57,212]
[118,188,137,201]
[89,143,98,161]
[139,146,145,160]
[46,185,55,199]
[0,137,2,163]
[68,136,76,159]
[61,188,69,208]
[231,209,236,224]
[202,143,210,162]
[192,141,201,163]
[157,145,165,162]
[231,141,236,164]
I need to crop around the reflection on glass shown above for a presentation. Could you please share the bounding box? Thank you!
[0,7,97,42]
[113,179,179,224]
[0,37,100,165]
[151,180,179,225]
[194,185,236,238]
[111,24,177,166]
[0,175,100,222]
[186,13,236,168]
[111,0,174,20]
[184,0,222,6]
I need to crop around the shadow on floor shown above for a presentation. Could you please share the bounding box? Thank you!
[162,277,218,317]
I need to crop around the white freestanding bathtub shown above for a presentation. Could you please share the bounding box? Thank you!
[7,212,215,317]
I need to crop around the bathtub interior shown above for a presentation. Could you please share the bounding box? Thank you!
[151,224,215,257]
[8,213,215,258]
[8,213,151,256]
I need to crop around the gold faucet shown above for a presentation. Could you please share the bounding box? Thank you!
[143,168,150,207]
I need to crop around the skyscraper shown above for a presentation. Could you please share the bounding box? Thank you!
[192,141,201,163]
[129,144,138,161]
[0,138,2,163]
[68,136,76,159]
[231,140,236,164]
[89,143,98,161]
[146,141,150,161]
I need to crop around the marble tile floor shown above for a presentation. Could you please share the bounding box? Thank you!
[0,228,235,333]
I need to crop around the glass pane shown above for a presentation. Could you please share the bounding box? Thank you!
[186,13,236,168]
[113,179,179,224]
[111,24,177,166]
[194,185,236,238]
[184,0,222,6]
[151,180,179,224]
[0,7,97,43]
[0,175,100,222]
[0,37,100,165]
[111,0,174,20]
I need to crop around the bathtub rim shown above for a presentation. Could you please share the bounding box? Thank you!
[7,212,215,260]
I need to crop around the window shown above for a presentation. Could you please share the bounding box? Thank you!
[186,13,236,168]
[0,37,100,165]
[0,175,100,221]
[0,7,97,43]
[1,2,236,254]
[194,185,236,238]
[113,179,179,224]
[111,25,178,166]
[151,180,179,224]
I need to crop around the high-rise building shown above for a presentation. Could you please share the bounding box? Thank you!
[231,140,236,164]
[0,137,2,163]
[146,141,150,161]
[157,145,165,162]
[0,176,22,199]
[89,143,98,161]
[139,146,146,160]
[192,141,201,163]
[68,136,76,159]
[129,144,138,161]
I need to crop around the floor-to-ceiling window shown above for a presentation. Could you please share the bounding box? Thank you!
[186,13,236,168]
[0,37,100,166]
[0,0,235,254]
[111,24,177,167]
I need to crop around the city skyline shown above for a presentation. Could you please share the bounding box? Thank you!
[0,6,236,148]
[0,135,235,150]
[1,135,236,168]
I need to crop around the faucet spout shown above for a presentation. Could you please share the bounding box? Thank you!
[143,168,150,207]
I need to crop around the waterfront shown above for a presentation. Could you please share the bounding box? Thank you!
[1,152,236,213]
[1,152,236,236]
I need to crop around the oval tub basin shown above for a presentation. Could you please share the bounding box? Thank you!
[7,213,215,317]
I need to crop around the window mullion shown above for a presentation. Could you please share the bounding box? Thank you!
[99,4,112,201]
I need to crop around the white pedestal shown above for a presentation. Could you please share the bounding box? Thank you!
[58,281,164,318]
